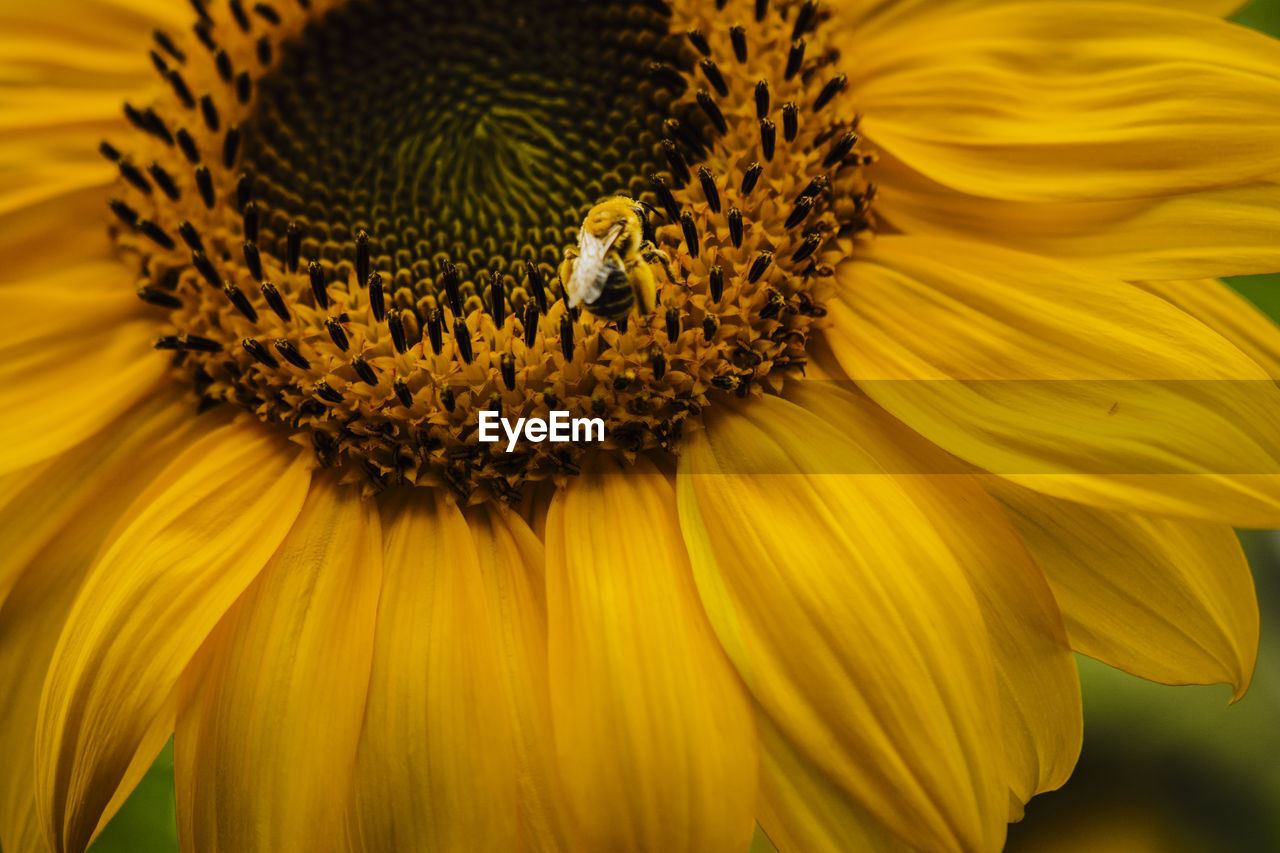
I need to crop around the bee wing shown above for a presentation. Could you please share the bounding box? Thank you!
[566,223,624,308]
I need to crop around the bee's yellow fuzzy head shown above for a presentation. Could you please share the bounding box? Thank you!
[584,197,645,240]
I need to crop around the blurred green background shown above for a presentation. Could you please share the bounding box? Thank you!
[77,2,1280,852]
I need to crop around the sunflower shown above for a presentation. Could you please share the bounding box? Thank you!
[3,0,1280,850]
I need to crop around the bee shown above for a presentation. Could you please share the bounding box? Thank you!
[560,196,673,321]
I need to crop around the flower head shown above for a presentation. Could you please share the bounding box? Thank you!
[3,0,1280,851]
[96,0,873,500]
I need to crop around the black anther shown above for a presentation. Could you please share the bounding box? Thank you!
[500,352,516,391]
[285,222,302,273]
[649,174,681,221]
[224,282,258,321]
[814,74,847,112]
[729,25,747,62]
[559,314,575,362]
[351,355,377,386]
[525,261,548,312]
[441,262,462,316]
[822,129,858,167]
[785,39,805,81]
[453,319,473,363]
[137,286,182,309]
[308,260,329,309]
[176,128,199,163]
[367,271,385,321]
[261,281,290,321]
[523,302,540,348]
[697,90,728,134]
[393,377,413,407]
[138,220,174,250]
[243,241,264,282]
[178,220,203,252]
[192,250,220,288]
[427,307,444,355]
[194,165,215,208]
[680,210,699,259]
[243,338,278,367]
[662,140,691,187]
[199,94,219,131]
[274,339,310,369]
[697,166,721,213]
[727,208,743,248]
[748,252,774,283]
[785,196,814,229]
[698,58,728,97]
[686,27,710,56]
[759,118,776,161]
[314,380,343,404]
[389,311,408,354]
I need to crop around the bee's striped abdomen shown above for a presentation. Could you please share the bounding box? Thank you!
[586,259,634,320]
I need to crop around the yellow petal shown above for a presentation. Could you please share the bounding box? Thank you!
[546,456,757,852]
[0,392,200,611]
[873,154,1280,281]
[829,235,1280,527]
[0,398,207,852]
[174,478,382,853]
[852,4,1280,201]
[0,184,113,284]
[840,0,1246,40]
[756,714,908,853]
[787,381,1081,811]
[0,0,187,58]
[0,0,180,283]
[35,422,311,853]
[0,260,168,476]
[678,395,1006,852]
[346,493,522,852]
[1135,279,1280,381]
[463,504,573,852]
[990,480,1258,699]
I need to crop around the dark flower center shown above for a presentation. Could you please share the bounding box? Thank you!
[244,0,689,310]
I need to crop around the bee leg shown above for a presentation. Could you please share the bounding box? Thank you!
[630,261,658,316]
[557,251,577,303]
[639,240,678,288]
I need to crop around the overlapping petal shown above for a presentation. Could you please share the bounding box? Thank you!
[0,397,204,853]
[1135,279,1280,380]
[873,154,1280,281]
[839,0,1246,40]
[828,235,1280,527]
[678,394,1007,852]
[0,260,167,476]
[787,382,1081,813]
[34,422,311,853]
[0,0,186,279]
[546,456,757,852]
[464,504,573,851]
[756,715,908,853]
[991,480,1258,698]
[346,493,523,852]
[174,479,382,853]
[851,3,1280,201]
